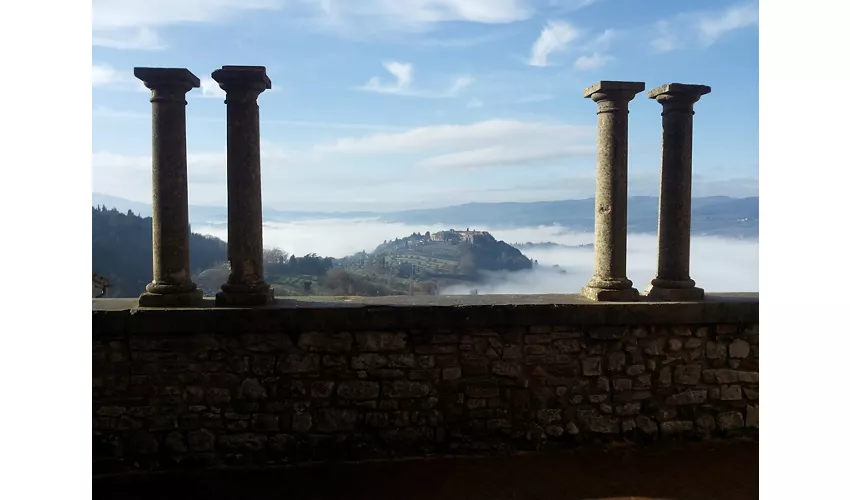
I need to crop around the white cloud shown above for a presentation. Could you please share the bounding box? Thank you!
[547,0,600,13]
[697,2,759,46]
[199,77,227,99]
[92,26,166,50]
[514,94,553,104]
[92,64,124,87]
[362,61,414,93]
[448,75,474,94]
[302,0,534,29]
[573,52,614,70]
[360,61,473,98]
[417,144,593,169]
[92,0,283,50]
[650,2,758,53]
[92,63,148,92]
[586,28,615,50]
[92,0,283,30]
[527,20,580,67]
[650,20,678,53]
[315,119,595,169]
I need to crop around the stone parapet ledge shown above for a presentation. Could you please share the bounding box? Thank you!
[93,293,757,474]
[93,293,758,337]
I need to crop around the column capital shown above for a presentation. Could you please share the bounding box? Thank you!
[584,81,646,103]
[134,67,200,92]
[211,65,272,95]
[648,83,711,104]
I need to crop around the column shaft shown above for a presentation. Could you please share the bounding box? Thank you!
[645,83,712,301]
[580,81,645,302]
[134,67,203,307]
[213,66,274,306]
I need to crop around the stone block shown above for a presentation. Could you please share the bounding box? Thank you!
[729,339,751,358]
[613,378,632,393]
[491,361,521,377]
[415,355,435,368]
[674,364,702,385]
[746,405,759,428]
[661,421,694,435]
[668,338,683,351]
[298,331,353,352]
[355,331,407,352]
[705,341,727,360]
[720,384,742,401]
[615,402,641,416]
[384,381,432,398]
[607,352,626,372]
[277,353,320,374]
[217,433,267,452]
[443,367,462,380]
[251,355,276,376]
[717,411,745,430]
[636,416,658,434]
[252,414,279,432]
[337,381,380,400]
[292,412,313,433]
[316,409,358,433]
[553,339,581,353]
[657,366,672,387]
[634,374,652,390]
[526,334,553,344]
[352,353,388,370]
[536,409,562,425]
[626,364,646,376]
[188,429,215,452]
[237,378,267,401]
[588,416,620,434]
[666,389,707,406]
[582,357,603,376]
[464,386,500,399]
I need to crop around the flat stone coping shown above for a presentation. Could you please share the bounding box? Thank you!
[93,294,758,336]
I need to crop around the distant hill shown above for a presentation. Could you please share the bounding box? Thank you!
[92,206,227,297]
[93,192,758,238]
[358,229,531,276]
[320,229,529,296]
[514,242,594,250]
[381,196,758,238]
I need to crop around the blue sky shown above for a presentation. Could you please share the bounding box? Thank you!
[92,0,758,212]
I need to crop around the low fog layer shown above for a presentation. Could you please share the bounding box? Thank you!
[193,218,759,293]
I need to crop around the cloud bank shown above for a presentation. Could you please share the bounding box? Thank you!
[192,218,759,293]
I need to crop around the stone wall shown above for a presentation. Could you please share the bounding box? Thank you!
[92,295,758,474]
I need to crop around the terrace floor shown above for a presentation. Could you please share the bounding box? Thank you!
[93,440,758,500]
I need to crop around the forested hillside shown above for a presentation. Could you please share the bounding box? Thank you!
[92,206,227,297]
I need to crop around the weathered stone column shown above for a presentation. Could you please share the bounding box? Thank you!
[212,66,274,306]
[580,81,645,302]
[645,83,712,301]
[134,67,203,307]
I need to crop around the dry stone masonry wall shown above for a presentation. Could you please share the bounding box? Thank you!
[93,301,758,473]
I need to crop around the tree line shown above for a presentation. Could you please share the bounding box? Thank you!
[92,206,227,297]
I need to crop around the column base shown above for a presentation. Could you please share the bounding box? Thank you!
[215,287,275,307]
[645,284,705,301]
[138,289,204,307]
[580,285,640,302]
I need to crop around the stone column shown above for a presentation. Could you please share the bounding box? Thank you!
[134,67,203,307]
[212,66,274,306]
[580,81,645,302]
[645,83,712,301]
